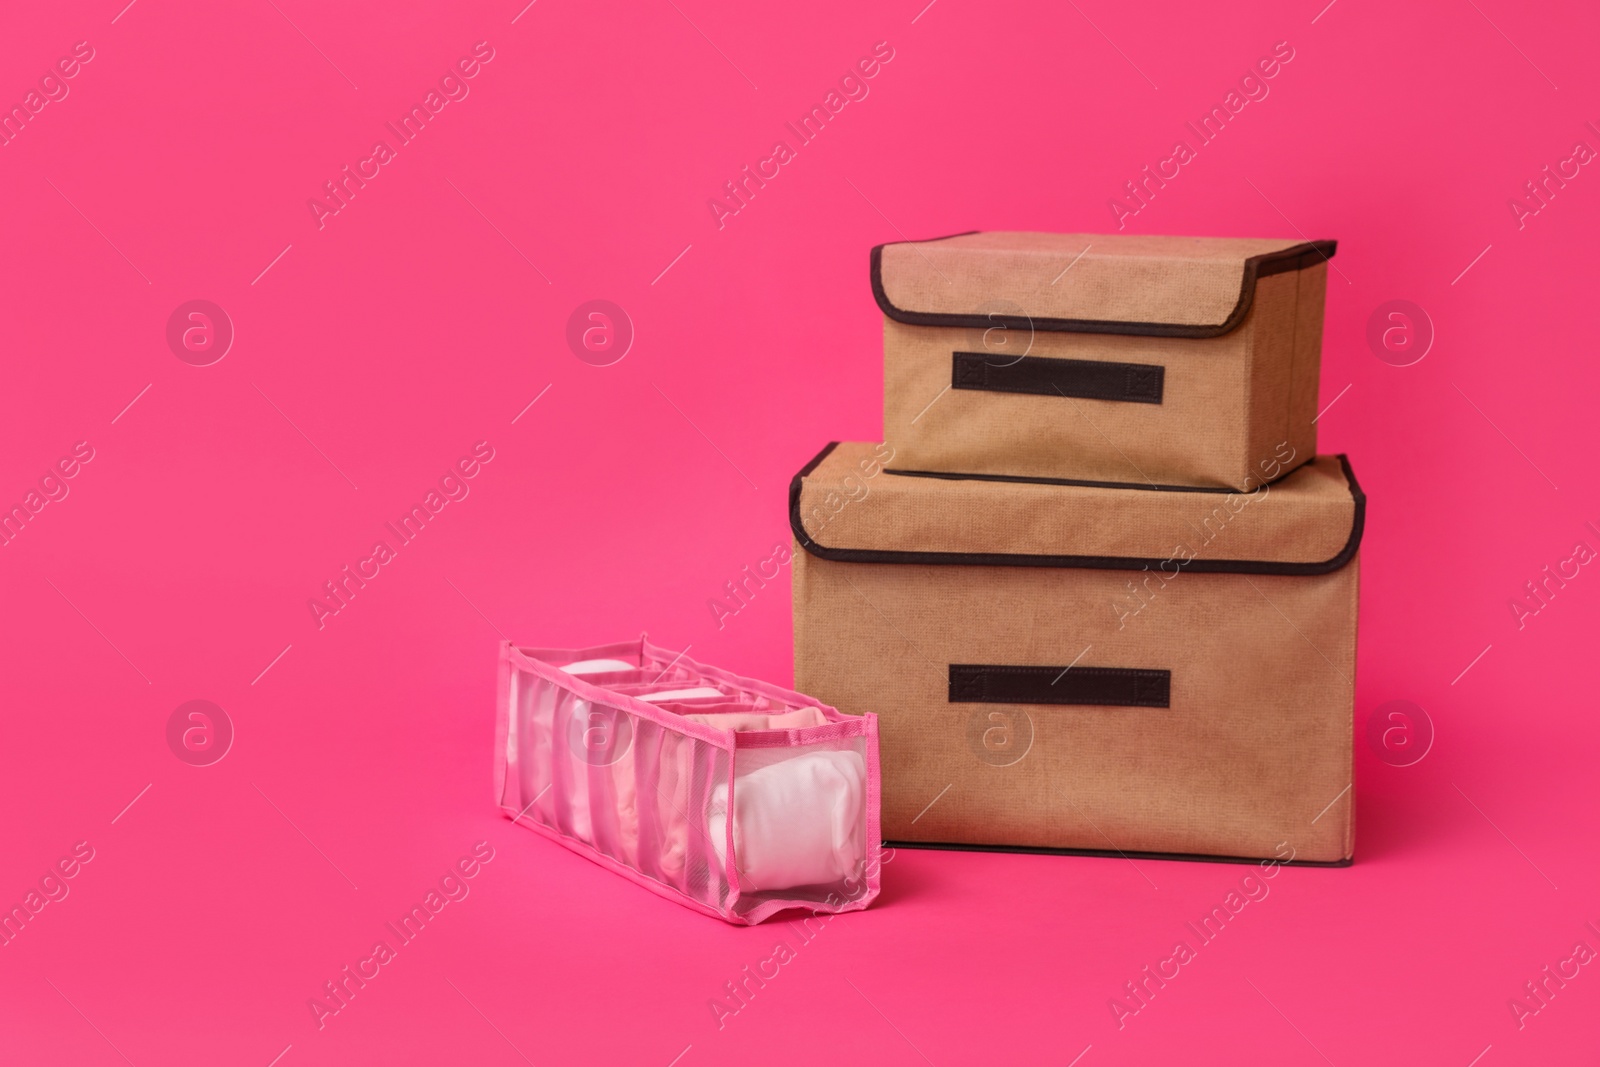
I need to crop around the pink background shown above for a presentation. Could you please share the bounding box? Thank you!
[2,0,1597,1062]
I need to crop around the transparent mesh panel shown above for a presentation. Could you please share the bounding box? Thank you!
[727,735,873,918]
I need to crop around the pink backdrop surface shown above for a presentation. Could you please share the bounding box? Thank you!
[2,0,1597,1063]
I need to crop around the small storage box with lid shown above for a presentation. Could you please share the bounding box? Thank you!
[875,232,1336,492]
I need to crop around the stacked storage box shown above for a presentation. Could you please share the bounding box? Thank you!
[793,232,1360,865]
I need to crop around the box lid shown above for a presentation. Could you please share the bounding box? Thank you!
[790,443,1363,575]
[872,232,1337,338]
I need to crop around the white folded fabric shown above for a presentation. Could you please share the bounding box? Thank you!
[708,749,866,892]
[637,687,725,703]
[560,658,636,675]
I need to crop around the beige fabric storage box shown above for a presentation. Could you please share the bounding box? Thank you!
[876,232,1336,491]
[790,441,1362,864]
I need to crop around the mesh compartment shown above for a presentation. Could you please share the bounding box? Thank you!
[723,733,875,919]
[495,637,881,924]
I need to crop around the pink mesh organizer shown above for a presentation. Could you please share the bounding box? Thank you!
[494,637,883,924]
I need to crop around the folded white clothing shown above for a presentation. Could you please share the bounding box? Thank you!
[560,658,636,675]
[637,687,725,703]
[708,749,866,893]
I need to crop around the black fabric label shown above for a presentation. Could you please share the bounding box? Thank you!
[948,664,1171,708]
[951,353,1165,404]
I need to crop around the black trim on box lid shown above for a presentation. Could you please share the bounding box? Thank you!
[788,442,1365,577]
[884,839,1352,867]
[882,456,1313,495]
[871,235,1338,339]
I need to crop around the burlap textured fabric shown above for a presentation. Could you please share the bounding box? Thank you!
[876,232,1332,490]
[791,442,1361,863]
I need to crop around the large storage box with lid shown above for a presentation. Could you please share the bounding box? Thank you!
[790,441,1362,863]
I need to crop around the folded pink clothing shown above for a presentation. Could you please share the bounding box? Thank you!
[709,749,866,892]
[495,637,882,924]
[684,707,828,732]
